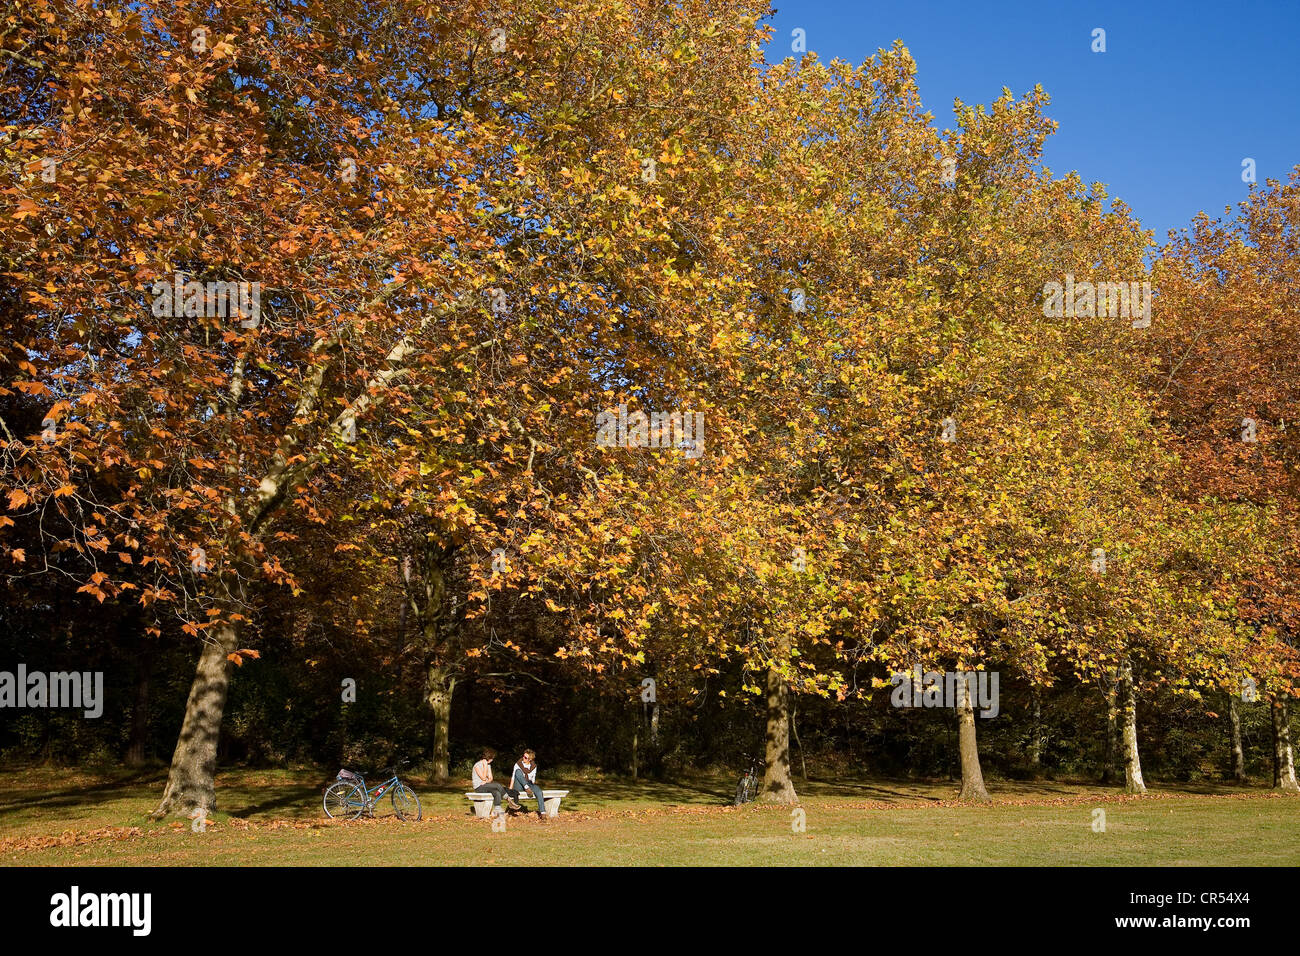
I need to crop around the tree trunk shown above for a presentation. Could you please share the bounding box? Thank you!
[396,565,408,686]
[40,706,52,764]
[760,638,797,804]
[1027,686,1044,770]
[125,655,151,767]
[957,676,991,802]
[1118,657,1146,795]
[1271,696,1299,792]
[425,666,455,782]
[1228,693,1247,784]
[151,617,241,818]
[791,698,807,780]
[1101,675,1118,784]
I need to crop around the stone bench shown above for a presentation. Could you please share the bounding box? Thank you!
[465,789,569,818]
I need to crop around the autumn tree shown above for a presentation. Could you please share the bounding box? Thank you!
[1148,172,1300,791]
[1,0,775,815]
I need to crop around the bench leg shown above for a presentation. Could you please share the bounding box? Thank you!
[543,796,561,818]
[472,800,492,818]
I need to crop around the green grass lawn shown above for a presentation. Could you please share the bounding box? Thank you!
[2,766,1297,866]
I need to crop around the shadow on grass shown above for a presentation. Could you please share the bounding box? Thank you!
[0,765,1274,833]
[406,772,1115,811]
[0,767,168,818]
[235,782,330,818]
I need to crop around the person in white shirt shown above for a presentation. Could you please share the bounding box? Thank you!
[510,749,547,818]
[471,748,519,815]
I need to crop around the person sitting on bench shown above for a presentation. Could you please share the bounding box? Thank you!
[471,748,520,816]
[510,749,546,818]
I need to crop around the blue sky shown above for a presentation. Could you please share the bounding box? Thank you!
[761,0,1300,246]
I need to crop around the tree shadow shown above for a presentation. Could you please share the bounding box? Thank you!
[0,768,167,817]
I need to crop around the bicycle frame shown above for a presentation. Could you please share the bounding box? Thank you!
[340,773,401,813]
[734,753,761,805]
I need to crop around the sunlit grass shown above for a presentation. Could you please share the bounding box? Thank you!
[2,766,1296,866]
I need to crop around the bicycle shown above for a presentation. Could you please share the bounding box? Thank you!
[733,752,762,806]
[323,762,422,821]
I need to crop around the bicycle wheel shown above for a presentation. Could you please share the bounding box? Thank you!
[733,774,750,806]
[391,783,422,821]
[323,781,366,820]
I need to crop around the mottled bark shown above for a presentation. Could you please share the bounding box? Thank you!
[1271,697,1299,792]
[1101,674,1118,784]
[151,616,240,818]
[425,666,455,781]
[760,636,797,804]
[410,543,463,783]
[957,677,991,802]
[1228,693,1246,784]
[1118,658,1146,795]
